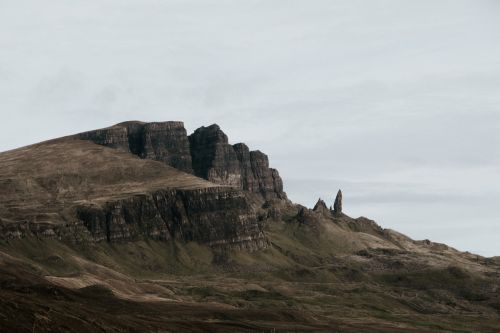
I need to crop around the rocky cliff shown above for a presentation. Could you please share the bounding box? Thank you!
[189,125,286,199]
[189,125,242,188]
[76,187,267,250]
[76,121,286,199]
[77,121,193,173]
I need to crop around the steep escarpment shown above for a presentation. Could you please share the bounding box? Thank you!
[76,121,286,199]
[189,124,241,187]
[189,125,286,199]
[77,121,193,173]
[0,140,266,250]
[75,187,266,250]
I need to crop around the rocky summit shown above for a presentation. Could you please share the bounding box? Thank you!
[1,121,499,333]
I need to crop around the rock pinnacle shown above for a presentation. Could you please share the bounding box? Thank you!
[333,190,342,215]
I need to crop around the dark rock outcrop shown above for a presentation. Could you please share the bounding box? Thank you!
[77,122,286,199]
[77,121,193,173]
[140,122,193,173]
[189,125,241,187]
[75,187,267,250]
[1,187,267,251]
[333,190,343,215]
[313,198,329,215]
[78,125,130,152]
[233,143,285,198]
[189,125,286,199]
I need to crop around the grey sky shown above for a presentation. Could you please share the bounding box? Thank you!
[1,1,500,256]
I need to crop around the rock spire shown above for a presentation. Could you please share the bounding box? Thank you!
[333,190,342,215]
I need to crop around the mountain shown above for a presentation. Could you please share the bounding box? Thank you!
[0,121,499,333]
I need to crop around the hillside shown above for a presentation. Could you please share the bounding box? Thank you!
[1,121,499,332]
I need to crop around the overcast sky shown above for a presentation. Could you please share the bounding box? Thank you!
[1,0,500,256]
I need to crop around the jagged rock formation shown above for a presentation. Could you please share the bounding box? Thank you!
[233,143,285,199]
[313,198,329,215]
[76,122,285,199]
[139,122,193,173]
[189,125,242,187]
[189,125,285,199]
[333,190,343,215]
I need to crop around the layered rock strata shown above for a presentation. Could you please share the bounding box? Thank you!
[0,188,266,251]
[76,187,267,250]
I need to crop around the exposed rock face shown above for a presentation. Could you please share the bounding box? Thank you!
[248,150,284,199]
[75,187,266,250]
[78,125,130,152]
[189,125,286,199]
[333,190,343,215]
[1,188,267,251]
[140,122,193,173]
[233,143,253,190]
[77,121,193,173]
[189,125,241,187]
[234,143,285,198]
[77,122,286,199]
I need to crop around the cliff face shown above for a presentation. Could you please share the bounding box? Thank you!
[78,125,130,152]
[189,125,241,187]
[189,125,286,199]
[77,121,193,173]
[0,188,266,251]
[76,187,266,250]
[77,121,286,199]
[140,122,193,173]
